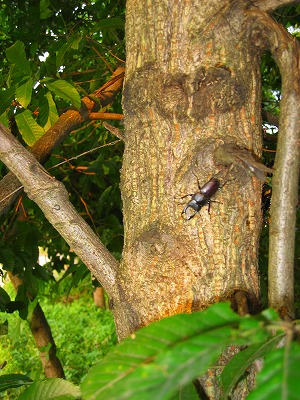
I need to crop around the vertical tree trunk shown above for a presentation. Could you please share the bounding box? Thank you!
[114,0,264,339]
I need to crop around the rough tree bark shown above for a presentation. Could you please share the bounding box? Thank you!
[112,0,300,340]
[0,1,298,396]
[0,0,298,351]
[113,0,268,339]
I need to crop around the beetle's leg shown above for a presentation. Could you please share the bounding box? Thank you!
[207,200,211,214]
[180,193,194,199]
[192,172,202,191]
[207,199,221,214]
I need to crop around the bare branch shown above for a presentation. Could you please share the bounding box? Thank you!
[89,112,123,121]
[0,124,119,298]
[247,10,300,318]
[262,110,279,127]
[252,0,299,12]
[0,67,125,217]
[103,122,126,141]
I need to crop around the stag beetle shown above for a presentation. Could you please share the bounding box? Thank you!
[181,176,221,220]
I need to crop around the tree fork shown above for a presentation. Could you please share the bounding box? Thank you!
[0,66,125,217]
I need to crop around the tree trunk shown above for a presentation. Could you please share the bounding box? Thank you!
[9,273,65,378]
[113,0,265,339]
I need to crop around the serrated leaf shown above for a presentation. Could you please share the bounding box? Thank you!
[0,86,16,115]
[247,341,300,400]
[17,378,81,400]
[5,41,31,75]
[16,77,33,108]
[43,91,59,130]
[0,374,32,393]
[81,303,243,400]
[220,334,285,398]
[41,78,81,109]
[15,110,45,146]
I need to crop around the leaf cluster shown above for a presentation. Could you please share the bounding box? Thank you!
[1,303,300,399]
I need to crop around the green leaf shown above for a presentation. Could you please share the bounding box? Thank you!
[43,91,59,130]
[15,110,45,146]
[169,382,200,400]
[16,77,33,108]
[81,303,242,400]
[5,301,26,313]
[0,320,8,336]
[247,341,300,400]
[0,86,16,115]
[221,334,285,398]
[15,284,29,320]
[0,287,10,311]
[94,17,125,31]
[17,378,81,400]
[0,374,32,393]
[56,35,82,68]
[5,41,31,75]
[0,246,15,271]
[40,0,53,19]
[41,78,81,109]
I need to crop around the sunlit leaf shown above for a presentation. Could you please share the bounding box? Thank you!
[16,77,33,108]
[15,110,45,146]
[5,41,31,75]
[221,334,284,398]
[247,341,300,400]
[44,92,59,131]
[41,78,81,109]
[81,303,243,400]
[17,378,81,400]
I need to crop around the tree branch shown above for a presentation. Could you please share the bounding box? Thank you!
[253,0,298,12]
[89,112,123,121]
[0,124,119,298]
[247,10,300,318]
[0,66,125,217]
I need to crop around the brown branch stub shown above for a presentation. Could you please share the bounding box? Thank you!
[231,290,250,316]
[103,122,126,141]
[262,110,279,127]
[89,112,124,121]
[214,143,273,180]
